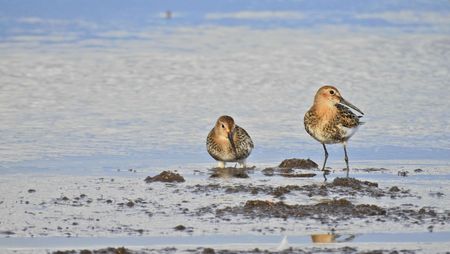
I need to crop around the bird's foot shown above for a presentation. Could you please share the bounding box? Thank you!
[321,169,330,182]
[321,169,331,175]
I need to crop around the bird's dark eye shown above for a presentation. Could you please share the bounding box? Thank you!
[330,90,335,95]
[221,124,225,128]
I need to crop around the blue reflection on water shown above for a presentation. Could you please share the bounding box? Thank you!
[0,0,449,41]
[0,231,449,248]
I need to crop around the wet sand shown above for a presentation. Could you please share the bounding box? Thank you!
[0,159,449,253]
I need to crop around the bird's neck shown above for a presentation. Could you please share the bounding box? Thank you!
[312,102,337,122]
[213,129,230,144]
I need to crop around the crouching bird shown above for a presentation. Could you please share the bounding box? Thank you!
[206,115,254,168]
[304,86,364,179]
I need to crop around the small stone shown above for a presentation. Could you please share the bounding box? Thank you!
[0,231,15,235]
[202,248,215,254]
[174,225,186,231]
[145,171,185,183]
[262,168,275,176]
[389,186,401,192]
[278,158,318,169]
[397,170,409,177]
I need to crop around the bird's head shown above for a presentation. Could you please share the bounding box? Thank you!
[314,85,364,115]
[215,115,236,140]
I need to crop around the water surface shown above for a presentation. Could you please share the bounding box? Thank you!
[0,0,449,171]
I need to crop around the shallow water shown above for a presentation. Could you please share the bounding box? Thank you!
[1,232,450,248]
[0,1,450,172]
[1,29,450,172]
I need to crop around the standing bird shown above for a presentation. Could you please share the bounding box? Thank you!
[206,115,254,168]
[304,86,364,178]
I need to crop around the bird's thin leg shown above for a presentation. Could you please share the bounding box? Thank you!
[321,143,329,171]
[343,143,350,178]
[322,143,329,181]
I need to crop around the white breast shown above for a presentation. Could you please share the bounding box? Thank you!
[340,125,359,139]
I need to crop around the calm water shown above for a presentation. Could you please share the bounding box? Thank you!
[0,0,449,172]
[1,232,450,248]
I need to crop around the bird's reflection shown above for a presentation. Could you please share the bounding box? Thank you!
[311,233,336,243]
[209,167,254,178]
[311,233,355,243]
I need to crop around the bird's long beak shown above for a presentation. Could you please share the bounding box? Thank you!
[228,130,238,155]
[339,97,364,115]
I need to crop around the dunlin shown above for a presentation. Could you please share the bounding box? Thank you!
[206,115,254,168]
[304,86,364,178]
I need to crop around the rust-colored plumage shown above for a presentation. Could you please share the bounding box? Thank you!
[304,86,364,178]
[206,115,254,168]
